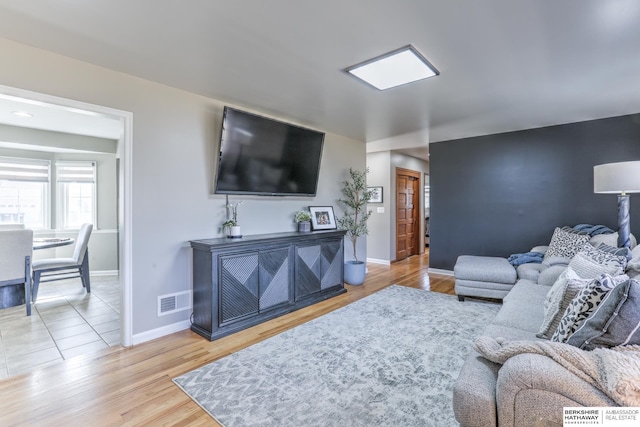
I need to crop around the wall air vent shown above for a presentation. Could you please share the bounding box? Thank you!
[157,291,192,316]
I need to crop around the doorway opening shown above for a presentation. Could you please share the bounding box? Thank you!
[395,167,421,261]
[0,85,132,376]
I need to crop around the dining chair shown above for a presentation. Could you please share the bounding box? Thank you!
[32,223,93,302]
[0,223,25,230]
[0,229,34,316]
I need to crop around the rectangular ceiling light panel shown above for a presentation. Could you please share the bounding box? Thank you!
[346,45,439,90]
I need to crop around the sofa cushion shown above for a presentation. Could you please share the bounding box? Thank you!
[492,296,546,333]
[455,279,515,300]
[497,353,617,426]
[551,274,628,343]
[454,255,517,283]
[567,279,640,350]
[536,267,591,339]
[453,323,543,427]
[537,265,567,288]
[453,352,500,427]
[543,227,590,265]
[516,263,545,282]
[567,243,627,279]
[502,279,547,304]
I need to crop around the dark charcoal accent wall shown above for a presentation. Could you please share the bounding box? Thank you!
[430,114,640,271]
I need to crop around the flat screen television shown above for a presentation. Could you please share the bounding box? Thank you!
[214,107,325,196]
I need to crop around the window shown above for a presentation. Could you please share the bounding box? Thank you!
[0,157,50,229]
[56,161,96,229]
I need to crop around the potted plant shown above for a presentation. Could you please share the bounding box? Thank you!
[294,209,312,232]
[223,200,242,238]
[336,168,376,285]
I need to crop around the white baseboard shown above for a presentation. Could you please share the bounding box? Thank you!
[367,258,391,265]
[91,270,119,277]
[132,319,192,345]
[428,267,454,276]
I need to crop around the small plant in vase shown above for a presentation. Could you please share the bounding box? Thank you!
[336,168,375,285]
[294,209,312,232]
[223,200,243,238]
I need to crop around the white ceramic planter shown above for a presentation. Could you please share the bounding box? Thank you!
[229,225,241,237]
[344,260,366,285]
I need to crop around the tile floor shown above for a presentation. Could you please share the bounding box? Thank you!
[0,275,120,379]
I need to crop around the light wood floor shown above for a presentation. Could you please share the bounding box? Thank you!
[0,251,454,426]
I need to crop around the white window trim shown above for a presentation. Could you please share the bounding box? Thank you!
[0,156,51,229]
[55,160,97,230]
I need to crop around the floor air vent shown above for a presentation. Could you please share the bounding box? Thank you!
[157,291,192,316]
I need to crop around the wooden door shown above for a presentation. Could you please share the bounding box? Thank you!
[396,168,421,261]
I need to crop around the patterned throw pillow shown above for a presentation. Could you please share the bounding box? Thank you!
[551,273,628,343]
[567,278,640,350]
[567,243,628,279]
[594,242,631,260]
[543,227,591,265]
[536,267,591,339]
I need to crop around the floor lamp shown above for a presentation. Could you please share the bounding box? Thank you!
[594,161,640,248]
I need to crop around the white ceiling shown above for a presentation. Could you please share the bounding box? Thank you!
[0,0,639,157]
[0,95,123,139]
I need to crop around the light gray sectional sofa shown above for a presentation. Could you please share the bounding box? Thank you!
[453,228,640,427]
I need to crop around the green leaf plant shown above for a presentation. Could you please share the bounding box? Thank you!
[336,168,376,263]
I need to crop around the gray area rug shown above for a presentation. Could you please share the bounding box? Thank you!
[174,285,500,427]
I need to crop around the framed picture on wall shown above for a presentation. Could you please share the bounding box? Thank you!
[368,186,383,203]
[309,206,337,230]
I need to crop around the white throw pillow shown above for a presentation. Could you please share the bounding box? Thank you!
[537,267,591,339]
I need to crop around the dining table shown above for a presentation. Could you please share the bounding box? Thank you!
[0,237,75,310]
[32,237,75,250]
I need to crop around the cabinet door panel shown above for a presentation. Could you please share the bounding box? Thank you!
[220,253,259,324]
[295,244,321,299]
[321,240,343,289]
[259,248,290,310]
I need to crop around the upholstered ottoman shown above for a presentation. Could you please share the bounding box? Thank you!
[454,255,517,301]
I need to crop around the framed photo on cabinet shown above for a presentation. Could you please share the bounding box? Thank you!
[309,206,337,230]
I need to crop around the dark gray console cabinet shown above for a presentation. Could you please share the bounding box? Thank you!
[190,230,347,341]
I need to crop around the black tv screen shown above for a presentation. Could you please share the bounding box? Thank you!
[214,107,325,196]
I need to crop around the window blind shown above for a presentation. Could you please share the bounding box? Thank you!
[0,157,50,182]
[56,161,96,183]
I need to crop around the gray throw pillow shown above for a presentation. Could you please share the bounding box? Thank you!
[536,267,591,339]
[594,242,631,260]
[567,243,628,279]
[626,245,640,279]
[551,273,628,343]
[589,232,637,250]
[567,278,640,350]
[543,227,591,266]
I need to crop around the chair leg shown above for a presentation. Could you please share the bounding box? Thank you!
[79,252,91,293]
[32,270,41,303]
[25,255,31,316]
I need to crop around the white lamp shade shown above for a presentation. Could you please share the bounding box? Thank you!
[594,161,640,194]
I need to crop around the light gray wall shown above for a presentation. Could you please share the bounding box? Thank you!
[0,123,117,153]
[366,150,429,262]
[0,37,366,337]
[365,151,391,261]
